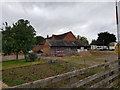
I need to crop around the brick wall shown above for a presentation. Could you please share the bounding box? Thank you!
[43,41,51,55]
[33,45,43,52]
[64,32,77,40]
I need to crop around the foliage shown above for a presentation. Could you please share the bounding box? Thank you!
[77,35,89,44]
[12,19,36,60]
[34,36,45,45]
[91,39,98,45]
[2,19,36,60]
[114,44,120,54]
[109,42,115,46]
[97,32,116,46]
[2,22,14,55]
[90,32,116,49]
[28,52,38,62]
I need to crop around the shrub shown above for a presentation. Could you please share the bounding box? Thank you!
[28,52,38,62]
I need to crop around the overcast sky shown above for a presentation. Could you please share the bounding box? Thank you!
[1,1,119,43]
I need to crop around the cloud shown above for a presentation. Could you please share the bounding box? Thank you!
[1,2,117,43]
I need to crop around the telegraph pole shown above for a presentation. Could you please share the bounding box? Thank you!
[116,0,120,80]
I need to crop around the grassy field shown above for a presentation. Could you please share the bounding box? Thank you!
[2,60,46,70]
[2,51,117,87]
[62,54,113,69]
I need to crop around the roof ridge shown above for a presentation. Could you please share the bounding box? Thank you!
[52,31,71,36]
[46,31,73,40]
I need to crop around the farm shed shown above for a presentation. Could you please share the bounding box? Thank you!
[43,40,89,55]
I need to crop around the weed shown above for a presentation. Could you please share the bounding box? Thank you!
[3,77,13,85]
[15,80,24,85]
[79,85,85,88]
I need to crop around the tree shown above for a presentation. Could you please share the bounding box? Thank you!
[2,19,36,61]
[77,35,81,40]
[77,35,89,44]
[34,36,44,45]
[90,39,98,45]
[12,19,36,60]
[2,22,14,55]
[97,32,116,49]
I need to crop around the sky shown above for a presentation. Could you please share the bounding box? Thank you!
[1,1,120,43]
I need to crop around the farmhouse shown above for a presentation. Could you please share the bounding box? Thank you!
[33,31,89,55]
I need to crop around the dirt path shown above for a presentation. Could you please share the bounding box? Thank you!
[0,81,9,88]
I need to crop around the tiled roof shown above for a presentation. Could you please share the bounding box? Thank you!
[46,31,72,40]
[47,40,89,47]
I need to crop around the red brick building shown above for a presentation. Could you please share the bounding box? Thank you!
[33,31,89,55]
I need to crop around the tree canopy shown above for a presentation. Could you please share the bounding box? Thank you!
[2,22,14,55]
[77,35,89,44]
[97,32,116,46]
[2,19,36,60]
[34,36,45,45]
[90,32,116,49]
[91,39,98,45]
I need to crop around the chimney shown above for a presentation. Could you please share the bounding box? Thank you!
[47,35,49,38]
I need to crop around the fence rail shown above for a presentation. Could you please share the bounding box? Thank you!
[69,67,118,88]
[10,60,119,88]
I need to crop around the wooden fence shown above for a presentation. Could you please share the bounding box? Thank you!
[10,60,119,88]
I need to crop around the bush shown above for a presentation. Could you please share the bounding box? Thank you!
[28,52,38,62]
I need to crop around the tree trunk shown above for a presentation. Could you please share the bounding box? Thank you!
[16,52,18,61]
[24,53,27,61]
[24,53,27,60]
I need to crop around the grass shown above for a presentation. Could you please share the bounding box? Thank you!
[2,59,46,70]
[64,55,107,62]
[62,55,107,69]
[112,82,120,89]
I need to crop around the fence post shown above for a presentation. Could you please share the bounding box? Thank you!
[104,60,110,86]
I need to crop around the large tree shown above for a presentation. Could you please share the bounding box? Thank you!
[12,19,36,60]
[2,19,36,61]
[77,35,89,44]
[97,32,116,49]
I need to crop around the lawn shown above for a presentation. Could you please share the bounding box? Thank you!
[2,60,46,70]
